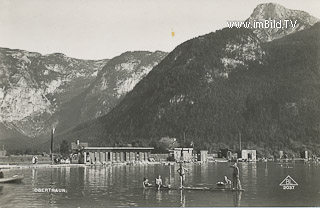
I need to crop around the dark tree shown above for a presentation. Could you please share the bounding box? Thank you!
[60,140,70,157]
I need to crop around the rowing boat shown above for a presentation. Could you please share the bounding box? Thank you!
[0,175,24,183]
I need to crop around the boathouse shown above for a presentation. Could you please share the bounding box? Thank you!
[0,145,7,156]
[0,150,6,157]
[218,149,233,160]
[171,148,194,162]
[197,150,208,162]
[79,146,154,164]
[71,140,88,151]
[300,150,308,159]
[240,150,257,161]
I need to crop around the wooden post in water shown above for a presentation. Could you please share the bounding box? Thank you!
[239,132,242,151]
[169,164,171,185]
[50,128,55,165]
[181,132,186,162]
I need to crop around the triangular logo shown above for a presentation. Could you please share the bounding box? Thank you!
[279,175,298,186]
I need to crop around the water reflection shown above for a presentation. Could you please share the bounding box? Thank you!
[251,163,257,189]
[155,189,162,203]
[50,169,54,185]
[48,189,56,205]
[233,191,242,207]
[168,165,172,185]
[265,162,268,177]
[76,167,86,196]
[32,168,37,180]
[240,162,257,190]
[241,162,248,179]
[31,168,38,187]
[143,188,151,200]
[180,189,185,207]
[200,163,208,184]
[0,163,320,207]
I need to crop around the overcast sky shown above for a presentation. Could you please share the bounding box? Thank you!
[0,0,319,59]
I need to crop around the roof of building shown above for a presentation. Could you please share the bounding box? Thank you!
[83,147,154,150]
[71,142,89,150]
[219,148,233,151]
[173,147,193,151]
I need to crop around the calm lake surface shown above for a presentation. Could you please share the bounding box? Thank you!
[0,162,320,207]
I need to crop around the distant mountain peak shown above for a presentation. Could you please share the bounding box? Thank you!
[252,3,291,18]
[44,52,70,60]
[248,3,319,41]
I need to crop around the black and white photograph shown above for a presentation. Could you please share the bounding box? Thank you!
[0,0,320,207]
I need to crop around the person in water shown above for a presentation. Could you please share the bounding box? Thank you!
[177,163,188,188]
[217,176,231,186]
[230,162,242,190]
[224,176,232,185]
[142,177,152,188]
[155,175,163,190]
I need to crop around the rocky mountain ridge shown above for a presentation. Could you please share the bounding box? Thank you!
[248,3,319,41]
[54,51,167,133]
[0,47,109,139]
[0,48,167,149]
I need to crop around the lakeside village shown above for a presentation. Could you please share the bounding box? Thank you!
[1,138,320,168]
[1,137,319,187]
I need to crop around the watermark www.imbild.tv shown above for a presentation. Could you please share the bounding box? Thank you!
[227,19,298,29]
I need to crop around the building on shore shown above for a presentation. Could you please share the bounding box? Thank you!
[78,146,154,164]
[0,150,6,157]
[0,145,6,156]
[170,148,194,162]
[197,150,208,162]
[71,140,89,151]
[218,149,233,160]
[300,150,308,159]
[240,150,257,162]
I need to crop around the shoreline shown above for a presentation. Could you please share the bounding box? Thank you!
[0,164,86,169]
[1,158,316,170]
[0,161,165,169]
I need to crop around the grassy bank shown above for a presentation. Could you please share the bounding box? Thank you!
[0,155,52,165]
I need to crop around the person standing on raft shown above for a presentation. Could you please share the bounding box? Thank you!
[177,163,188,188]
[230,162,242,190]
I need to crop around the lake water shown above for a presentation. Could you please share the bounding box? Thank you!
[0,162,320,207]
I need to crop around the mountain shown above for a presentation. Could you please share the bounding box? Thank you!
[248,3,319,41]
[0,48,167,150]
[57,21,320,156]
[54,28,265,145]
[53,51,167,133]
[0,48,109,139]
